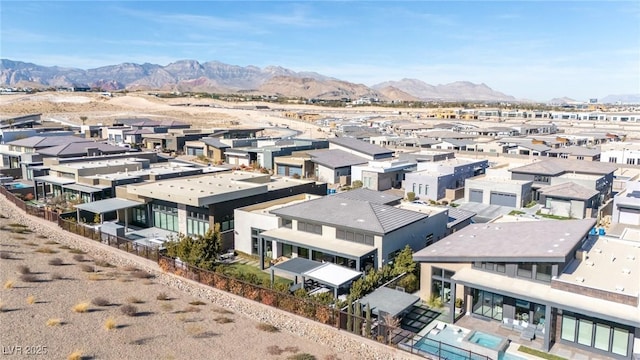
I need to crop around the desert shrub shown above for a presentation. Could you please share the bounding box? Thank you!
[267,345,285,355]
[214,316,234,324]
[0,252,12,259]
[87,274,104,281]
[189,300,206,306]
[160,303,174,312]
[69,249,86,255]
[122,265,138,272]
[4,280,15,289]
[126,296,143,304]
[26,295,36,304]
[183,306,200,313]
[256,323,279,332]
[67,350,83,360]
[17,265,31,274]
[156,292,169,301]
[20,274,38,282]
[35,247,57,254]
[91,297,110,306]
[37,234,48,239]
[131,270,153,279]
[288,354,316,360]
[44,240,58,245]
[211,306,233,314]
[79,264,94,272]
[120,304,137,316]
[94,259,113,268]
[48,258,64,266]
[50,272,64,280]
[72,254,85,262]
[23,241,37,246]
[104,317,117,330]
[46,318,62,326]
[72,302,90,313]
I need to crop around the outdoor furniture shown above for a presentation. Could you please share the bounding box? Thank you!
[520,326,535,341]
[500,317,514,330]
[435,322,447,331]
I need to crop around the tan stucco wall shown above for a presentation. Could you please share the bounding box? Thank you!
[419,262,471,301]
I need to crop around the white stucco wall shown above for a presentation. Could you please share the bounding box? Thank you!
[233,208,280,255]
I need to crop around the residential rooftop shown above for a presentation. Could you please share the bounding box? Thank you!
[413,218,596,262]
[509,158,618,176]
[332,188,402,205]
[306,149,368,169]
[329,137,393,156]
[539,182,598,200]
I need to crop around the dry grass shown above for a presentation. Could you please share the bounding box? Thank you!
[189,300,206,306]
[23,241,38,246]
[267,345,300,356]
[48,257,64,266]
[0,302,4,312]
[72,302,90,313]
[87,273,104,281]
[69,249,86,255]
[35,246,58,254]
[142,279,153,285]
[26,295,36,305]
[288,354,316,360]
[44,240,58,245]
[104,317,117,330]
[17,265,31,274]
[122,264,138,272]
[120,304,137,317]
[46,318,62,327]
[256,323,279,333]
[183,306,200,313]
[185,324,205,336]
[94,259,113,268]
[50,272,64,280]
[160,303,174,312]
[213,316,234,324]
[67,350,83,360]
[3,280,14,289]
[59,245,72,250]
[126,296,144,304]
[211,306,233,314]
[156,292,169,301]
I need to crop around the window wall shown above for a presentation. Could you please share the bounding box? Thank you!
[187,211,209,236]
[561,311,630,357]
[472,289,503,321]
[152,204,178,232]
[336,228,374,245]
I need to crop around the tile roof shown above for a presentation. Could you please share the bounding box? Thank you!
[270,196,428,234]
[509,158,618,176]
[38,142,129,156]
[547,146,600,156]
[306,149,368,169]
[539,182,599,200]
[8,135,92,149]
[333,188,402,205]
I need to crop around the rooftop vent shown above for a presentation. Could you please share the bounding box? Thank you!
[615,285,624,292]
[575,277,585,283]
[622,268,631,274]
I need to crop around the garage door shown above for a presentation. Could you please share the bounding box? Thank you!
[490,192,517,207]
[618,207,640,225]
[548,199,571,217]
[469,189,483,203]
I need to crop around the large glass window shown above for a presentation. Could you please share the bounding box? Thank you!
[594,324,610,351]
[578,319,594,346]
[612,328,629,356]
[515,299,530,323]
[251,228,263,255]
[517,263,533,278]
[471,289,503,321]
[152,204,178,232]
[561,312,629,357]
[536,263,553,282]
[561,315,576,341]
[187,211,209,236]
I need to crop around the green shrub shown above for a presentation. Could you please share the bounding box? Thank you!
[406,192,416,202]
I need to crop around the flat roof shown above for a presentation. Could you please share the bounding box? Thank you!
[75,198,144,214]
[64,183,103,193]
[453,268,639,327]
[359,287,421,317]
[302,262,363,288]
[413,218,596,262]
[329,137,393,156]
[557,236,639,296]
[272,257,321,275]
[34,175,75,186]
[260,227,375,258]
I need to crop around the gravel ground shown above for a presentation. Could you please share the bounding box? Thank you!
[0,196,420,360]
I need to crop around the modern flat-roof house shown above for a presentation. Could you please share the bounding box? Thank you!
[547,146,601,161]
[397,149,455,163]
[413,219,639,359]
[538,182,599,219]
[184,137,230,162]
[403,158,489,202]
[600,142,640,165]
[141,129,219,153]
[509,159,617,204]
[119,171,327,249]
[350,159,415,191]
[224,139,329,170]
[612,181,640,225]
[465,169,533,208]
[328,137,394,160]
[258,189,448,272]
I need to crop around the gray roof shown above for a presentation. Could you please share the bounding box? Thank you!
[333,188,402,205]
[413,218,596,262]
[201,137,231,149]
[517,143,551,152]
[510,159,618,176]
[75,198,144,214]
[440,138,474,147]
[271,196,428,234]
[329,137,393,156]
[271,257,322,275]
[359,287,421,317]
[8,135,91,149]
[38,142,128,156]
[307,149,368,169]
[446,207,477,228]
[547,146,600,156]
[539,182,599,201]
[399,138,440,146]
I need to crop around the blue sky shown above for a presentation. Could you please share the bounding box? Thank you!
[1,1,638,101]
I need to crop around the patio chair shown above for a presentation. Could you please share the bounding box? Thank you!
[435,322,447,331]
[500,318,514,330]
[520,326,535,341]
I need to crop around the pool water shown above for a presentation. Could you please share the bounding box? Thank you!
[468,331,503,350]
[498,352,527,360]
[11,183,30,189]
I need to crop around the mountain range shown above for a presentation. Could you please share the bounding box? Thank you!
[2,59,637,103]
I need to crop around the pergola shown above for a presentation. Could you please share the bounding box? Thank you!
[270,257,363,298]
[74,198,144,231]
[359,287,421,318]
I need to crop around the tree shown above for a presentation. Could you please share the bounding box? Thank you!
[351,180,363,189]
[79,116,88,126]
[392,245,417,276]
[165,223,223,270]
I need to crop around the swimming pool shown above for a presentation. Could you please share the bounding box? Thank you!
[468,331,504,350]
[10,183,30,189]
